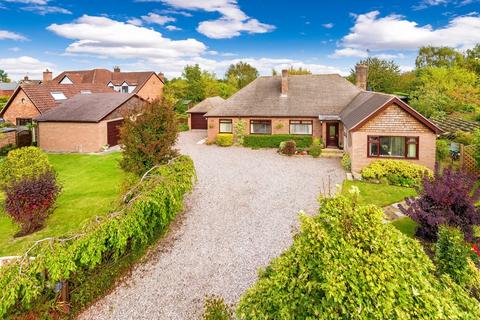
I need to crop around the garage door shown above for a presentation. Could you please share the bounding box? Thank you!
[107,119,124,146]
[190,113,207,129]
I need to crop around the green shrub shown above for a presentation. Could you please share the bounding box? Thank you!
[237,194,480,319]
[308,138,322,158]
[436,139,450,162]
[178,123,189,132]
[279,140,296,155]
[203,295,234,320]
[216,134,234,147]
[0,146,52,188]
[341,153,351,171]
[233,119,247,145]
[361,159,431,187]
[243,134,312,149]
[0,156,196,318]
[0,143,15,157]
[455,130,474,145]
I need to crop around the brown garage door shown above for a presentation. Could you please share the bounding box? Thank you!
[107,119,124,146]
[190,113,207,129]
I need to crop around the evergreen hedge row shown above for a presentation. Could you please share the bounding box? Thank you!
[243,134,313,149]
[0,156,196,317]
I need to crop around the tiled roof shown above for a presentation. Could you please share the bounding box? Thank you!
[187,96,225,113]
[0,82,18,91]
[36,93,140,122]
[21,83,114,114]
[340,92,394,130]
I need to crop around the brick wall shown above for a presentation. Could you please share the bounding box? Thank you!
[349,103,436,173]
[38,121,107,153]
[2,90,40,124]
[0,131,16,148]
[0,90,14,97]
[104,96,143,120]
[207,117,322,143]
[136,74,164,101]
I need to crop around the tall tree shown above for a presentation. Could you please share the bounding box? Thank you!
[0,70,10,83]
[182,64,205,103]
[225,61,259,89]
[347,57,401,93]
[415,46,464,69]
[465,44,480,77]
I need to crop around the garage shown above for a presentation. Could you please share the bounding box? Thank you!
[187,96,225,130]
[107,119,124,146]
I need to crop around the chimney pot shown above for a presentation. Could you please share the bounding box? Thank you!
[114,66,121,72]
[355,64,368,90]
[43,69,52,82]
[281,69,288,96]
[24,75,29,81]
[158,72,165,82]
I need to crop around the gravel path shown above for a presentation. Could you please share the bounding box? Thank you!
[78,130,345,320]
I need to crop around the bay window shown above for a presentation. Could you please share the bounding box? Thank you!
[219,119,233,133]
[368,136,418,159]
[250,120,271,134]
[289,120,313,135]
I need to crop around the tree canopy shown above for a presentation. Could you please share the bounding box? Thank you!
[415,46,465,69]
[347,57,401,93]
[0,70,10,83]
[225,61,259,89]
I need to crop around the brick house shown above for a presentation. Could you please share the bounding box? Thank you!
[0,82,18,97]
[205,66,441,174]
[36,93,144,152]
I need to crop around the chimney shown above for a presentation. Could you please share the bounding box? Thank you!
[43,69,52,82]
[158,72,165,82]
[24,75,29,81]
[281,69,288,96]
[113,66,121,72]
[355,64,368,90]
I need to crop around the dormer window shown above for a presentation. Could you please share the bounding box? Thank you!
[122,85,129,93]
[51,92,67,100]
[60,76,73,84]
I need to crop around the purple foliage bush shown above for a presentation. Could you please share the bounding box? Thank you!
[400,167,480,242]
[4,170,61,237]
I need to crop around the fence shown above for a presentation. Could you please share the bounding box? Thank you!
[460,144,479,173]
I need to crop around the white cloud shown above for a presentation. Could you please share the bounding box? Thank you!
[332,11,480,56]
[3,0,48,4]
[141,13,176,25]
[22,5,72,15]
[0,30,27,41]
[165,25,181,31]
[413,0,449,10]
[160,0,275,38]
[322,23,334,29]
[127,18,143,26]
[330,48,368,58]
[47,15,206,59]
[374,53,405,59]
[8,47,21,52]
[0,56,53,80]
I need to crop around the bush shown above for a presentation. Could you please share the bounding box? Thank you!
[308,138,322,158]
[361,159,431,187]
[120,98,178,175]
[0,146,52,188]
[341,153,351,171]
[216,134,233,147]
[233,119,247,145]
[203,295,234,320]
[400,167,480,242]
[435,226,480,291]
[455,130,474,145]
[243,134,312,149]
[279,140,296,155]
[0,143,15,157]
[4,170,61,237]
[436,139,450,162]
[237,193,480,319]
[0,156,196,317]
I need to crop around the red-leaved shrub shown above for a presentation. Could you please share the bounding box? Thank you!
[400,167,480,242]
[4,170,61,237]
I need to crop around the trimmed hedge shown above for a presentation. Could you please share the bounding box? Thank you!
[216,134,234,147]
[361,159,431,187]
[237,193,480,319]
[243,134,312,149]
[0,156,196,318]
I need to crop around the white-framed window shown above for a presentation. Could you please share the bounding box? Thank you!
[289,120,313,135]
[219,119,232,133]
[51,92,67,100]
[250,120,272,134]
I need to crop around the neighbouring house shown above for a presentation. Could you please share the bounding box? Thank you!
[36,93,144,153]
[52,67,164,101]
[0,82,18,97]
[205,66,441,174]
[187,96,225,129]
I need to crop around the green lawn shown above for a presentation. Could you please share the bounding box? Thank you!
[342,180,417,207]
[392,217,418,238]
[0,153,124,256]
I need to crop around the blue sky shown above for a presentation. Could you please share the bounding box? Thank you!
[0,0,479,80]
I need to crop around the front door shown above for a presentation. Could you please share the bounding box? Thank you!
[326,123,339,147]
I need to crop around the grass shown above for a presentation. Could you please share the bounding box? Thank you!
[342,180,417,207]
[392,217,418,238]
[0,153,124,256]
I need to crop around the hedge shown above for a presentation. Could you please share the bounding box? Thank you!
[216,134,234,147]
[0,156,196,318]
[237,193,480,319]
[361,159,432,187]
[243,134,312,149]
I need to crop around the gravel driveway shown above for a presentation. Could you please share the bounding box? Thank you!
[79,130,345,320]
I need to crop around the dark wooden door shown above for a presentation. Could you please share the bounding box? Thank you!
[107,119,124,146]
[190,113,207,129]
[326,123,339,147]
[16,129,32,148]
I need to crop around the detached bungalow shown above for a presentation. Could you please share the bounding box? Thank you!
[187,96,225,129]
[205,66,441,174]
[36,93,144,153]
